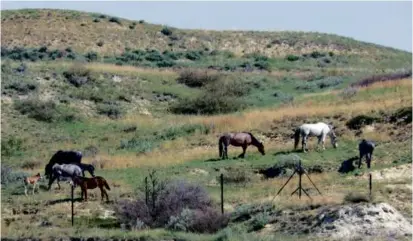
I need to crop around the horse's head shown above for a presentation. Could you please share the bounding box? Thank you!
[44,164,52,179]
[89,164,96,177]
[257,141,265,155]
[330,132,338,148]
[36,173,43,180]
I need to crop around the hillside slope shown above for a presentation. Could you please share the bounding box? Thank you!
[1,9,411,58]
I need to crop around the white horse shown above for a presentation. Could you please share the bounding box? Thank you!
[294,122,338,153]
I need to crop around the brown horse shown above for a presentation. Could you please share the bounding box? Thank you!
[71,176,111,202]
[218,132,265,159]
[24,173,43,196]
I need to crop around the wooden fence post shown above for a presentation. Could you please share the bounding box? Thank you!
[71,185,74,226]
[220,173,224,214]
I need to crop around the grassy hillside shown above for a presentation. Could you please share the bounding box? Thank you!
[1,8,412,241]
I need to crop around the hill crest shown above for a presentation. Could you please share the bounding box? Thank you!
[1,8,409,57]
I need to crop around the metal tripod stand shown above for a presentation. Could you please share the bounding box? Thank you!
[273,160,322,200]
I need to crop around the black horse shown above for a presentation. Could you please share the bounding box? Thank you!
[44,150,83,179]
[358,139,376,169]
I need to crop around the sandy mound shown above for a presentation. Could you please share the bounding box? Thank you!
[314,202,412,240]
[263,202,412,240]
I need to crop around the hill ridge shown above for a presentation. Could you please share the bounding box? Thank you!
[1,8,410,57]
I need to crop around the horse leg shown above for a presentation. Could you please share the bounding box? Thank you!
[302,135,308,153]
[24,184,28,196]
[84,188,88,202]
[358,151,363,168]
[367,152,371,168]
[48,176,56,191]
[100,187,104,201]
[224,144,228,159]
[32,183,36,195]
[238,145,247,158]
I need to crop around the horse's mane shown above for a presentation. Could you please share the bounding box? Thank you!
[245,132,261,144]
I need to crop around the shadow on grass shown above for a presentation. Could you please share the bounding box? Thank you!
[46,197,83,205]
[273,149,302,156]
[338,156,359,174]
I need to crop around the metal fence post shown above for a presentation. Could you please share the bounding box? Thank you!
[220,173,224,214]
[71,185,74,226]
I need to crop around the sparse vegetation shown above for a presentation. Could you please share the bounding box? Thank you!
[1,8,412,241]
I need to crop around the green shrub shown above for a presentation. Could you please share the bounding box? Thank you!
[171,78,248,115]
[249,211,270,231]
[96,40,104,47]
[346,115,380,130]
[169,93,245,115]
[220,168,251,185]
[96,102,124,119]
[286,55,299,62]
[1,136,25,157]
[14,98,78,123]
[139,19,145,24]
[63,64,94,87]
[390,107,412,124]
[21,160,42,170]
[161,26,172,36]
[343,192,371,203]
[1,165,27,187]
[273,91,294,104]
[119,138,156,153]
[176,70,219,88]
[108,17,121,25]
[4,79,38,94]
[85,51,98,62]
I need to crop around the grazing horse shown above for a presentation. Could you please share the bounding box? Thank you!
[24,173,43,196]
[44,150,82,179]
[358,139,376,169]
[218,132,265,159]
[76,163,96,177]
[294,122,338,153]
[48,164,82,190]
[71,176,111,202]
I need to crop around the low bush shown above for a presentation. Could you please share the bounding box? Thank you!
[176,70,219,88]
[1,165,27,187]
[4,79,38,95]
[390,107,412,124]
[108,17,121,25]
[273,91,294,104]
[296,76,343,91]
[63,64,94,87]
[1,136,25,157]
[114,177,228,233]
[220,168,251,185]
[14,98,78,123]
[346,115,380,130]
[20,160,42,170]
[249,211,270,231]
[286,55,300,62]
[96,102,124,119]
[339,87,358,100]
[161,26,173,36]
[343,192,371,203]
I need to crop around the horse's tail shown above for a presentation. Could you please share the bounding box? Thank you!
[218,136,224,158]
[103,179,111,190]
[294,128,301,149]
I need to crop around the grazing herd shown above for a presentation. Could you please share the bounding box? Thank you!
[24,121,376,202]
